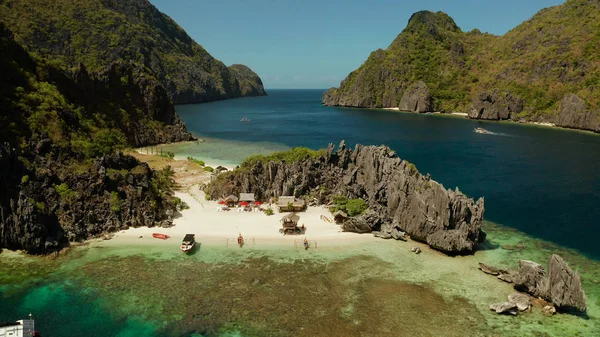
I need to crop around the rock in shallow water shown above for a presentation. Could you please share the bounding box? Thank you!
[489,302,518,315]
[508,292,531,311]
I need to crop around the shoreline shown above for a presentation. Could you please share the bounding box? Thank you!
[377,107,591,132]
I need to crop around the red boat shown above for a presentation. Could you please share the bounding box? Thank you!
[152,233,170,240]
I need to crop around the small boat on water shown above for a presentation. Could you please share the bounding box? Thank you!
[474,127,493,134]
[240,117,250,122]
[152,233,170,240]
[0,313,40,337]
[181,234,196,253]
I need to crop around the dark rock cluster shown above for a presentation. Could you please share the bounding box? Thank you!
[0,142,175,254]
[555,94,600,133]
[468,90,524,120]
[208,141,486,254]
[480,254,586,313]
[398,81,433,112]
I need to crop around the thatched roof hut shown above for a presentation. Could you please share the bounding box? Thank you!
[277,196,306,212]
[239,193,255,202]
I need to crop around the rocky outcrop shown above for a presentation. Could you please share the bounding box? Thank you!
[489,302,518,315]
[0,144,175,254]
[229,64,267,97]
[64,61,195,147]
[398,81,433,112]
[479,254,586,312]
[546,254,586,312]
[555,94,600,133]
[208,141,486,254]
[469,90,524,120]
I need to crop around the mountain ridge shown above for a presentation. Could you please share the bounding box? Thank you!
[323,0,600,133]
[0,0,267,105]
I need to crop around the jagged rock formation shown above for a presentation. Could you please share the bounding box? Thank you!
[208,141,486,254]
[323,1,600,133]
[469,91,524,120]
[0,23,182,254]
[398,81,433,112]
[67,61,195,146]
[479,254,587,312]
[555,94,600,132]
[0,144,175,254]
[0,0,266,105]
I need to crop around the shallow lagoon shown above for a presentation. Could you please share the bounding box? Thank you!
[1,222,599,337]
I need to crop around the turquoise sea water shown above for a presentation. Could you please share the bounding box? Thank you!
[2,90,600,336]
[169,89,600,259]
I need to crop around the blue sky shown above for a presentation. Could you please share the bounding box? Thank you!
[149,0,565,89]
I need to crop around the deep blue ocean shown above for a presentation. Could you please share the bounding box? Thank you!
[176,89,600,259]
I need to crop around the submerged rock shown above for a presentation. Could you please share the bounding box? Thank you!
[208,141,486,254]
[478,263,508,276]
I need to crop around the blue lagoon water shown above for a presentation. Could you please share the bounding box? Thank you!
[3,89,600,337]
[174,89,600,259]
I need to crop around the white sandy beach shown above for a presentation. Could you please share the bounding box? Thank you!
[109,189,377,249]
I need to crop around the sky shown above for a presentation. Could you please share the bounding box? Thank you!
[149,0,565,89]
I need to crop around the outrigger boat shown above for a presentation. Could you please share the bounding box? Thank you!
[152,233,170,240]
[240,117,250,122]
[474,127,493,134]
[181,234,196,253]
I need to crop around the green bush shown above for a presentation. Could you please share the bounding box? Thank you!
[240,147,326,169]
[332,196,368,216]
[110,191,121,213]
[172,197,189,211]
[160,151,175,159]
[55,183,76,201]
[204,193,211,201]
[187,156,205,166]
[204,166,214,173]
[264,208,274,216]
[345,199,368,216]
[21,175,29,184]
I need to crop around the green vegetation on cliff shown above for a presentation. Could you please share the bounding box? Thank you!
[0,23,183,254]
[323,0,600,132]
[0,0,266,104]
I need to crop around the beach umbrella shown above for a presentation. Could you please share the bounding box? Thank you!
[218,200,226,205]
[240,201,249,206]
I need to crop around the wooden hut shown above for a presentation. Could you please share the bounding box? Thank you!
[279,213,304,235]
[333,210,348,224]
[239,193,255,202]
[277,196,306,212]
[223,195,239,207]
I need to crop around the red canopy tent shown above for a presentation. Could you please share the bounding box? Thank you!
[254,201,262,205]
[240,201,249,206]
[218,200,226,205]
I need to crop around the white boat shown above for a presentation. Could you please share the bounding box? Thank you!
[0,314,39,337]
[180,233,196,253]
[474,127,493,134]
[240,117,250,122]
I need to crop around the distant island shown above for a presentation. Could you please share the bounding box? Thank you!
[0,0,267,105]
[322,0,600,133]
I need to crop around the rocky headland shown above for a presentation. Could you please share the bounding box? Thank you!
[323,0,600,133]
[207,141,486,254]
